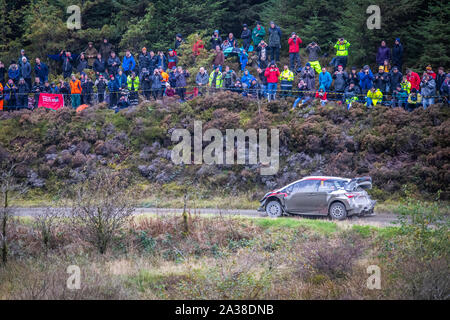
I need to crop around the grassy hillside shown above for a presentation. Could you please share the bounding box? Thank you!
[0,93,449,206]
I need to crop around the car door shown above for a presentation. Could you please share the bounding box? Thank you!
[284,180,319,213]
[312,180,338,214]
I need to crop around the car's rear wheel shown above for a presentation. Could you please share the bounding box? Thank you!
[329,202,347,220]
[265,200,283,218]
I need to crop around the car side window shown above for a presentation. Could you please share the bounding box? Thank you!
[292,180,319,193]
[318,180,338,192]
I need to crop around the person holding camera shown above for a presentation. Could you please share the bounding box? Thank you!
[420,73,436,109]
[264,62,280,101]
[333,37,350,70]
[306,42,322,74]
[150,68,163,101]
[268,21,282,62]
[288,32,302,72]
[358,65,374,94]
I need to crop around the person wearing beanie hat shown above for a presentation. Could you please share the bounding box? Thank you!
[17,77,29,109]
[210,30,222,50]
[241,24,252,51]
[407,87,422,111]
[374,64,389,94]
[376,40,390,67]
[85,41,98,68]
[390,65,403,93]
[392,38,404,70]
[139,47,150,74]
[333,37,350,70]
[252,21,266,47]
[268,21,282,62]
[300,62,316,92]
[288,31,302,72]
[174,34,184,51]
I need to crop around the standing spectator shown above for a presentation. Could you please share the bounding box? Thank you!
[107,51,121,76]
[175,66,189,102]
[256,40,269,69]
[127,71,140,105]
[223,66,237,91]
[257,67,268,98]
[108,74,119,108]
[300,63,316,92]
[76,53,89,73]
[389,66,403,93]
[279,65,294,97]
[210,30,222,50]
[425,65,436,79]
[240,50,248,71]
[196,67,209,94]
[359,65,374,94]
[17,78,30,109]
[17,49,28,68]
[420,73,436,109]
[139,47,150,74]
[140,69,151,100]
[174,34,184,51]
[34,58,49,83]
[392,38,404,70]
[241,24,252,51]
[148,51,157,74]
[209,67,223,90]
[93,53,107,79]
[288,32,302,72]
[306,42,322,74]
[32,77,43,109]
[69,74,82,109]
[8,61,20,84]
[376,40,390,66]
[99,38,113,62]
[0,61,5,85]
[407,88,422,111]
[374,66,389,94]
[406,69,421,91]
[156,51,168,71]
[82,76,94,105]
[150,69,163,100]
[436,67,446,94]
[212,46,224,71]
[440,73,450,105]
[159,66,169,96]
[20,57,32,89]
[167,49,178,70]
[401,75,411,94]
[332,65,348,102]
[319,67,332,92]
[268,21,282,62]
[84,42,98,68]
[4,79,18,110]
[252,21,266,47]
[95,74,107,103]
[348,67,360,90]
[60,51,73,79]
[333,38,350,70]
[365,86,383,107]
[115,69,128,89]
[122,50,136,76]
[264,62,280,101]
[227,33,238,48]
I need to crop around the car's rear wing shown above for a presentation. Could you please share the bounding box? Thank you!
[346,176,372,190]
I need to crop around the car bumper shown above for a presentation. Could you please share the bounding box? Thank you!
[348,199,376,216]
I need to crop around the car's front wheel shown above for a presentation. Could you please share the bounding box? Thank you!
[265,200,283,218]
[329,202,347,220]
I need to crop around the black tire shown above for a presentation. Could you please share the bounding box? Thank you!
[329,202,347,220]
[265,200,283,218]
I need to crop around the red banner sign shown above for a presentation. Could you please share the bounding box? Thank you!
[38,93,64,110]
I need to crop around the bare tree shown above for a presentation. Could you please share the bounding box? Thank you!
[70,169,136,254]
[33,205,64,252]
[0,162,27,265]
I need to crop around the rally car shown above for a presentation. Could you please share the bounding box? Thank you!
[258,176,376,220]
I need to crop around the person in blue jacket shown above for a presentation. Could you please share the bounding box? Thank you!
[240,50,248,71]
[319,67,332,91]
[115,69,128,89]
[241,69,256,89]
[8,61,20,84]
[358,65,374,94]
[108,74,120,108]
[156,51,168,71]
[122,50,136,76]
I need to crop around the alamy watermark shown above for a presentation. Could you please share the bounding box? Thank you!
[67,5,81,30]
[67,265,81,290]
[366,265,381,290]
[367,5,381,30]
[171,121,279,176]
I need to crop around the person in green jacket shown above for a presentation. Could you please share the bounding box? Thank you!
[333,37,351,71]
[252,21,266,47]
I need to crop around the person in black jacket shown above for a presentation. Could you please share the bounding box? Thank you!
[82,77,94,105]
[60,50,73,79]
[107,52,121,76]
[93,54,107,79]
[210,30,222,50]
[436,67,446,97]
[76,53,89,74]
[348,67,360,90]
[374,66,390,94]
[95,74,107,103]
[31,77,44,109]
[392,38,404,71]
[0,61,5,85]
[241,24,252,51]
[389,66,403,93]
[174,34,183,51]
[17,78,30,109]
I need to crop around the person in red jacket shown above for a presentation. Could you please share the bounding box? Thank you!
[288,32,302,72]
[264,62,280,101]
[315,86,328,106]
[425,65,436,79]
[406,69,421,91]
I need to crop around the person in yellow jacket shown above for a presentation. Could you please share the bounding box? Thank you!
[365,86,383,107]
[127,72,140,106]
[279,65,294,97]
[333,37,351,70]
[209,67,223,89]
[406,88,422,112]
[400,76,411,94]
